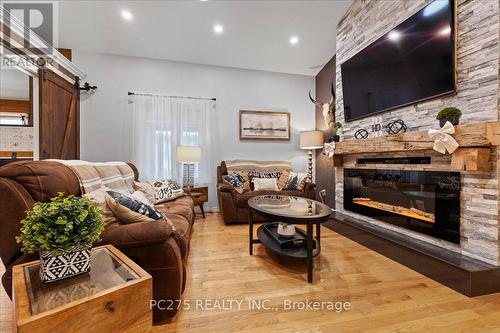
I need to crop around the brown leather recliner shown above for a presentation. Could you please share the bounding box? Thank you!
[217,161,316,224]
[0,160,194,324]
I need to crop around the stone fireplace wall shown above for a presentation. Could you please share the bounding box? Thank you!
[334,0,500,265]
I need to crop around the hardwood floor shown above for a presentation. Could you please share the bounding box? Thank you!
[3,213,500,332]
[0,261,12,333]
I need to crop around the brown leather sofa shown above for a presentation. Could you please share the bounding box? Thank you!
[0,160,193,324]
[217,160,316,224]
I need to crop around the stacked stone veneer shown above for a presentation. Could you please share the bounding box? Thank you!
[334,0,500,265]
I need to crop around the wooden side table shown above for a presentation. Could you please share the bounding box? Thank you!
[187,185,208,218]
[12,245,152,333]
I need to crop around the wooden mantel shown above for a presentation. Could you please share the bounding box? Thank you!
[335,121,500,155]
[330,121,500,171]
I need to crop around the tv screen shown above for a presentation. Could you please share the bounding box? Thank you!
[341,0,455,122]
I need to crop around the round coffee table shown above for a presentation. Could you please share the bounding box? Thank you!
[248,195,332,283]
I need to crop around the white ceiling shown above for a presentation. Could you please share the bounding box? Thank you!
[58,0,352,76]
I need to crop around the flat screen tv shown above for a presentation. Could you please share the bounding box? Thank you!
[341,0,456,122]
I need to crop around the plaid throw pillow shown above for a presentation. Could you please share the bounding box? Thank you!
[277,170,291,190]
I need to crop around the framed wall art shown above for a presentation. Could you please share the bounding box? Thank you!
[239,110,290,141]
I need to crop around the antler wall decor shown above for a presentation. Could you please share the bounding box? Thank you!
[309,82,335,128]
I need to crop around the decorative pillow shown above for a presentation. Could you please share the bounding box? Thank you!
[130,190,152,205]
[247,171,282,179]
[248,171,282,191]
[84,186,117,225]
[284,172,309,191]
[149,180,186,204]
[277,170,291,190]
[297,177,309,191]
[252,178,278,191]
[133,181,156,204]
[222,172,250,194]
[105,190,164,224]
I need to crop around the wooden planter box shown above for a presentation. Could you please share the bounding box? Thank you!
[13,245,152,333]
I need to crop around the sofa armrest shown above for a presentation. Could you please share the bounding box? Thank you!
[217,182,238,224]
[100,220,174,249]
[304,182,316,191]
[217,183,235,193]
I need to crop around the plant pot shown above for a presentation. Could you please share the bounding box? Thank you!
[40,244,92,283]
[332,135,340,142]
[439,116,460,127]
[277,223,296,238]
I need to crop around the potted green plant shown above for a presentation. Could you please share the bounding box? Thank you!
[436,107,462,127]
[16,193,105,283]
[331,122,342,142]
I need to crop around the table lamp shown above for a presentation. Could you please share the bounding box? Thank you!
[299,130,324,182]
[176,146,201,189]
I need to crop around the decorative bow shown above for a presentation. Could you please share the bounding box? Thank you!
[428,121,459,154]
[324,142,335,158]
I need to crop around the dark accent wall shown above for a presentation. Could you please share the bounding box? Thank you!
[315,55,336,208]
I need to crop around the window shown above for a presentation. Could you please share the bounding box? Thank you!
[154,129,172,178]
[0,113,27,125]
[131,95,216,208]
[181,130,200,180]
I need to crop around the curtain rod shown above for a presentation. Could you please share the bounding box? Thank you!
[128,91,216,101]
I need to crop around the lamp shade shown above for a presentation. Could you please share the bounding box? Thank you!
[299,130,324,149]
[176,146,201,162]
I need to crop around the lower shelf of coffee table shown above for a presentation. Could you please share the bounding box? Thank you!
[257,223,320,259]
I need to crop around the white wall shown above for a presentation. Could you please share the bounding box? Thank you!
[74,51,315,174]
[0,67,30,99]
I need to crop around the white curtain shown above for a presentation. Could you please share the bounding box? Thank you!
[131,94,218,211]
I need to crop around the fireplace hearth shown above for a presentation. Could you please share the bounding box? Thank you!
[344,169,461,244]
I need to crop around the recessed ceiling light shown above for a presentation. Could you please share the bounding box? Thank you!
[200,0,209,2]
[387,30,401,41]
[121,9,133,21]
[213,24,224,34]
[289,36,299,45]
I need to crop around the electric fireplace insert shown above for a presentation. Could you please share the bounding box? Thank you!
[344,169,460,244]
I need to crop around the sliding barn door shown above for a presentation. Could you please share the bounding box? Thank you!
[39,68,80,159]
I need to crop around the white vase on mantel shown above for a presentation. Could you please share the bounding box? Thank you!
[277,223,296,238]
